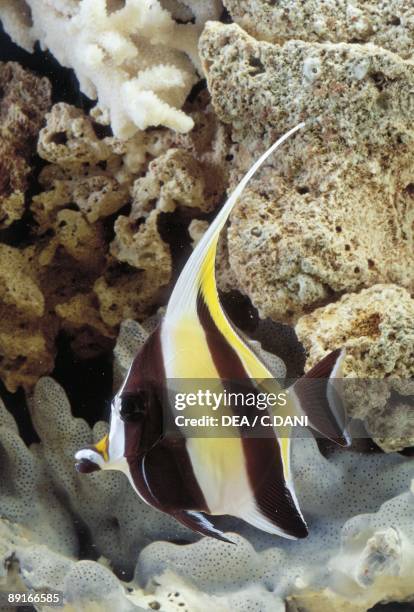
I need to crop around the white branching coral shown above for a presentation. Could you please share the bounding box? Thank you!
[0,0,222,137]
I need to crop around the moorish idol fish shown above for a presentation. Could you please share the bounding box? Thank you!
[75,122,351,542]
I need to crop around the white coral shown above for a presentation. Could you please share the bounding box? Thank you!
[0,0,222,137]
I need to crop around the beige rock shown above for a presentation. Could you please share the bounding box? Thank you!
[0,62,51,227]
[296,284,414,451]
[0,245,56,391]
[34,103,137,229]
[111,209,171,276]
[226,154,414,322]
[199,23,414,321]
[0,92,229,390]
[55,293,114,337]
[55,293,115,359]
[94,262,166,327]
[188,218,209,247]
[224,0,414,60]
[216,228,239,294]
[0,245,44,318]
[199,22,414,147]
[131,148,207,217]
[39,209,106,270]
[0,315,56,392]
[37,102,111,166]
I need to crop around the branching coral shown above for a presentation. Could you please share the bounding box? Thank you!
[0,396,77,557]
[0,520,144,611]
[135,436,414,612]
[0,61,51,227]
[0,0,223,137]
[30,376,192,575]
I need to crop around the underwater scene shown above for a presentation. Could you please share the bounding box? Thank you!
[0,1,414,611]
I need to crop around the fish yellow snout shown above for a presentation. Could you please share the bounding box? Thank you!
[74,434,109,474]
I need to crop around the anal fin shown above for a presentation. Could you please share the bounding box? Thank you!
[237,502,308,540]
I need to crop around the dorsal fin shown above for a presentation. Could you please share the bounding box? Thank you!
[166,122,305,318]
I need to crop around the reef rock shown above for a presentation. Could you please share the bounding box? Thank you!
[0,91,228,392]
[0,0,222,137]
[0,61,51,227]
[225,153,414,323]
[0,244,58,392]
[199,22,414,146]
[199,23,414,322]
[224,0,414,60]
[296,284,414,452]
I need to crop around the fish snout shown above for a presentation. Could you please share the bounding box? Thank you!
[74,434,109,473]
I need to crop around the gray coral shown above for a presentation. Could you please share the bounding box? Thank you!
[1,363,414,611]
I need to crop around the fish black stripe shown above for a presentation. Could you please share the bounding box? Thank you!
[196,293,308,537]
[123,326,209,514]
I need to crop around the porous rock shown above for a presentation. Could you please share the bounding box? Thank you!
[199,22,414,147]
[0,62,51,227]
[296,284,414,452]
[0,244,57,392]
[0,93,227,391]
[199,23,414,321]
[224,0,414,60]
[226,153,414,323]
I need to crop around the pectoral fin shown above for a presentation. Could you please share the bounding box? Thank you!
[127,435,212,520]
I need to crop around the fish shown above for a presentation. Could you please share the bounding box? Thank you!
[75,122,351,543]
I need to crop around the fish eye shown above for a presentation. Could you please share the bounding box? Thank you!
[119,391,148,422]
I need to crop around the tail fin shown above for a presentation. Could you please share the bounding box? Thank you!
[290,349,351,447]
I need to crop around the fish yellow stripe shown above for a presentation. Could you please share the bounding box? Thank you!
[197,241,292,475]
[198,241,272,380]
